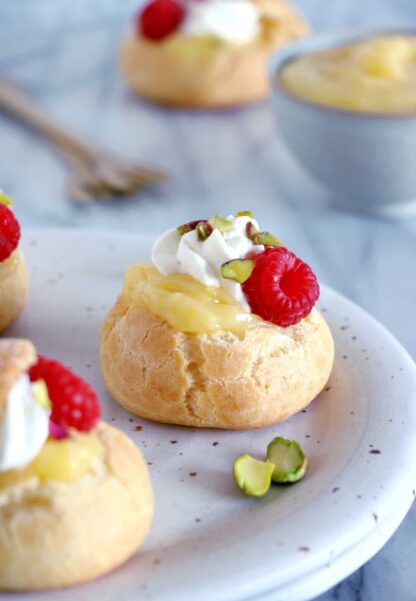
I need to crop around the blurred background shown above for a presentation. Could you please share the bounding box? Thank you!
[0,1,415,599]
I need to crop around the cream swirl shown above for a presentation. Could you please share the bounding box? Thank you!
[180,0,261,45]
[0,374,49,472]
[152,215,263,311]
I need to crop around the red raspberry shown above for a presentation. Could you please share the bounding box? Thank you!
[242,247,319,327]
[139,0,185,41]
[0,204,20,262]
[29,357,100,432]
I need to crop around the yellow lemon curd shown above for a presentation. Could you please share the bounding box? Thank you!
[280,35,416,113]
[123,263,260,336]
[0,432,103,489]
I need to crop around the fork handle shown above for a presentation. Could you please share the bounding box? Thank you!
[0,78,96,162]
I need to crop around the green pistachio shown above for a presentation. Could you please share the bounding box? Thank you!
[245,221,259,239]
[32,379,51,410]
[252,231,283,247]
[176,220,201,236]
[208,214,233,233]
[196,221,213,241]
[0,191,13,207]
[233,454,275,497]
[266,437,307,483]
[235,210,254,218]
[220,259,255,284]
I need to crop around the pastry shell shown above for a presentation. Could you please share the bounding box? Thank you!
[119,0,308,108]
[0,422,153,590]
[100,297,334,429]
[0,249,29,334]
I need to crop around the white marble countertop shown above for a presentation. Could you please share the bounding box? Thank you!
[0,1,415,599]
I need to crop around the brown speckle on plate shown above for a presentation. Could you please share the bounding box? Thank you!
[134,425,143,432]
[370,449,381,455]
[298,546,310,552]
[190,472,197,477]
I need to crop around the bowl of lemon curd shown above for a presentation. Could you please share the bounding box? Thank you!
[269,30,416,216]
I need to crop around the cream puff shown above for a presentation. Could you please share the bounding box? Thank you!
[0,339,153,591]
[100,212,334,429]
[119,0,308,108]
[0,192,28,332]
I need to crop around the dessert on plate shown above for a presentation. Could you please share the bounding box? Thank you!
[100,212,334,429]
[119,0,307,108]
[0,191,28,332]
[0,339,153,591]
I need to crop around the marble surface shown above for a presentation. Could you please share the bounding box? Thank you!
[0,1,415,599]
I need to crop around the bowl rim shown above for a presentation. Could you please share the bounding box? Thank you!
[268,28,416,121]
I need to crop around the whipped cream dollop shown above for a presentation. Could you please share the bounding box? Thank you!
[0,374,49,472]
[180,0,261,45]
[152,215,264,311]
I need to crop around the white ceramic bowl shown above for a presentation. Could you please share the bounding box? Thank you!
[269,30,416,217]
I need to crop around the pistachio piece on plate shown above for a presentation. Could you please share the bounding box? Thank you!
[266,437,307,483]
[221,259,255,283]
[233,454,275,497]
[208,214,233,233]
[252,231,283,247]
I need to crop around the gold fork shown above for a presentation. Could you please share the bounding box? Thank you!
[0,78,168,202]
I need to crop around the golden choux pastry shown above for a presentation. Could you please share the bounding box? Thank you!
[0,339,153,591]
[0,193,28,332]
[119,0,308,108]
[100,213,334,429]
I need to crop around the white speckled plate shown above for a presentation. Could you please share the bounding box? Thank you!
[5,228,416,601]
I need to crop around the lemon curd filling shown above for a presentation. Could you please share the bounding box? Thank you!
[123,263,260,336]
[280,35,416,113]
[0,431,104,489]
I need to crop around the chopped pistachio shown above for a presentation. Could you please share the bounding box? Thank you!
[221,259,254,283]
[245,221,259,239]
[235,210,254,218]
[0,191,13,207]
[176,220,202,236]
[208,214,233,233]
[32,379,51,411]
[233,454,275,497]
[266,437,307,483]
[196,221,213,241]
[252,231,283,247]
